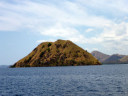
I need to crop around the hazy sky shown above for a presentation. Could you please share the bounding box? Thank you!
[1,0,128,65]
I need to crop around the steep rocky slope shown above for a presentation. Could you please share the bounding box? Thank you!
[11,40,101,67]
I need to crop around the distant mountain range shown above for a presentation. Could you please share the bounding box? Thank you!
[91,51,128,64]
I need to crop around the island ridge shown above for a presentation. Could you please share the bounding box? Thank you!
[11,40,101,67]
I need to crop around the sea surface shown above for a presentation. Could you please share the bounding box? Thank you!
[0,64,128,96]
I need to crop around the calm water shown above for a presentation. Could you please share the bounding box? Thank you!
[0,64,128,96]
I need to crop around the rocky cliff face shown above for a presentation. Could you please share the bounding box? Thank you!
[11,40,101,67]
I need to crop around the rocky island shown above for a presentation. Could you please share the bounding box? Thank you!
[11,40,101,67]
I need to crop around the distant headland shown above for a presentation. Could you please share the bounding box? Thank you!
[91,51,128,64]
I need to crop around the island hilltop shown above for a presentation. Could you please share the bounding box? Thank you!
[11,39,101,67]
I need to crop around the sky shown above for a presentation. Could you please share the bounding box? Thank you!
[1,0,128,65]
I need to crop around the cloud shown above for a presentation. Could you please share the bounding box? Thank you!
[85,28,94,33]
[0,0,128,54]
[92,48,99,51]
[87,21,128,54]
[77,0,128,16]
[39,23,88,44]
[36,39,56,44]
[0,0,113,31]
[40,23,78,37]
[102,21,128,40]
[0,0,112,43]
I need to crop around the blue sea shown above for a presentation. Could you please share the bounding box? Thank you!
[0,64,128,96]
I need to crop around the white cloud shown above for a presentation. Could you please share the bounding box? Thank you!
[77,0,128,15]
[0,0,114,32]
[102,22,128,40]
[92,48,99,51]
[87,21,128,54]
[40,23,78,37]
[1,0,128,54]
[85,28,94,33]
[38,23,88,44]
[36,39,56,44]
